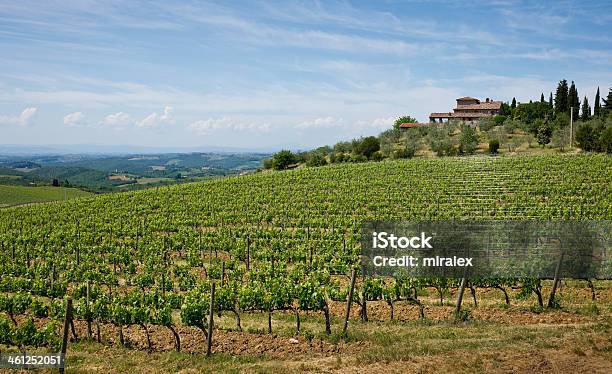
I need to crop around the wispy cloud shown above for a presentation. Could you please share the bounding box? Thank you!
[188,117,271,135]
[0,107,37,126]
[295,116,394,134]
[63,111,87,126]
[136,106,174,128]
[295,117,343,129]
[99,112,132,127]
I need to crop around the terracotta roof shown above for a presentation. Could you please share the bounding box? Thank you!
[456,96,479,101]
[455,101,502,110]
[399,123,422,128]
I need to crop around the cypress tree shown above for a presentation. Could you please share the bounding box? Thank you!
[549,92,553,109]
[603,87,612,110]
[593,87,601,117]
[554,79,569,113]
[511,97,517,109]
[580,96,590,121]
[568,81,580,120]
[540,93,545,103]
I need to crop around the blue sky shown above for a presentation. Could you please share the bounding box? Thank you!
[0,0,611,150]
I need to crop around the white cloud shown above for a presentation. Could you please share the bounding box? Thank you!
[369,116,395,130]
[99,112,132,126]
[188,117,231,134]
[136,106,174,128]
[0,107,37,126]
[63,111,86,126]
[188,117,271,135]
[295,117,343,129]
[297,116,393,132]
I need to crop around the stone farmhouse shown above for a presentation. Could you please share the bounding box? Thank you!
[429,97,502,123]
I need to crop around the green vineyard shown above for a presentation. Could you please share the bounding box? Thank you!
[0,154,611,356]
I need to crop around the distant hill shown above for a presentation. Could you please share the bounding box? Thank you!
[0,152,270,192]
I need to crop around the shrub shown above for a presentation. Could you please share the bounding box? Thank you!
[599,126,612,153]
[271,150,296,170]
[488,139,500,154]
[479,118,495,132]
[551,127,569,151]
[429,125,456,157]
[536,121,552,146]
[350,154,367,163]
[503,120,516,134]
[370,151,384,162]
[459,124,478,154]
[493,115,507,125]
[576,121,597,151]
[306,154,327,167]
[355,136,380,158]
[392,146,415,159]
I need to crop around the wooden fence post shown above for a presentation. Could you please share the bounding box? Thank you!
[342,269,357,334]
[86,280,92,340]
[59,298,73,374]
[206,283,216,357]
[455,277,467,314]
[220,262,225,287]
[246,238,251,271]
[547,251,565,308]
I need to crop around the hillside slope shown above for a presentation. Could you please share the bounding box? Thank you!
[0,185,93,207]
[4,154,609,225]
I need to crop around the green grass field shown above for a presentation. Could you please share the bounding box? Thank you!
[0,185,93,207]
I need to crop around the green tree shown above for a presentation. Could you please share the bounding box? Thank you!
[575,121,597,151]
[603,87,612,111]
[593,87,601,117]
[356,136,380,159]
[540,93,545,103]
[393,115,417,130]
[536,120,552,146]
[513,101,552,132]
[511,97,517,109]
[370,151,384,161]
[552,112,570,130]
[488,139,500,154]
[581,96,591,121]
[333,141,352,154]
[271,150,296,170]
[599,126,612,153]
[459,124,478,154]
[429,125,456,156]
[551,127,569,151]
[500,102,511,116]
[306,154,327,167]
[549,92,553,109]
[378,127,402,155]
[490,115,506,126]
[554,79,569,113]
[568,81,580,120]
